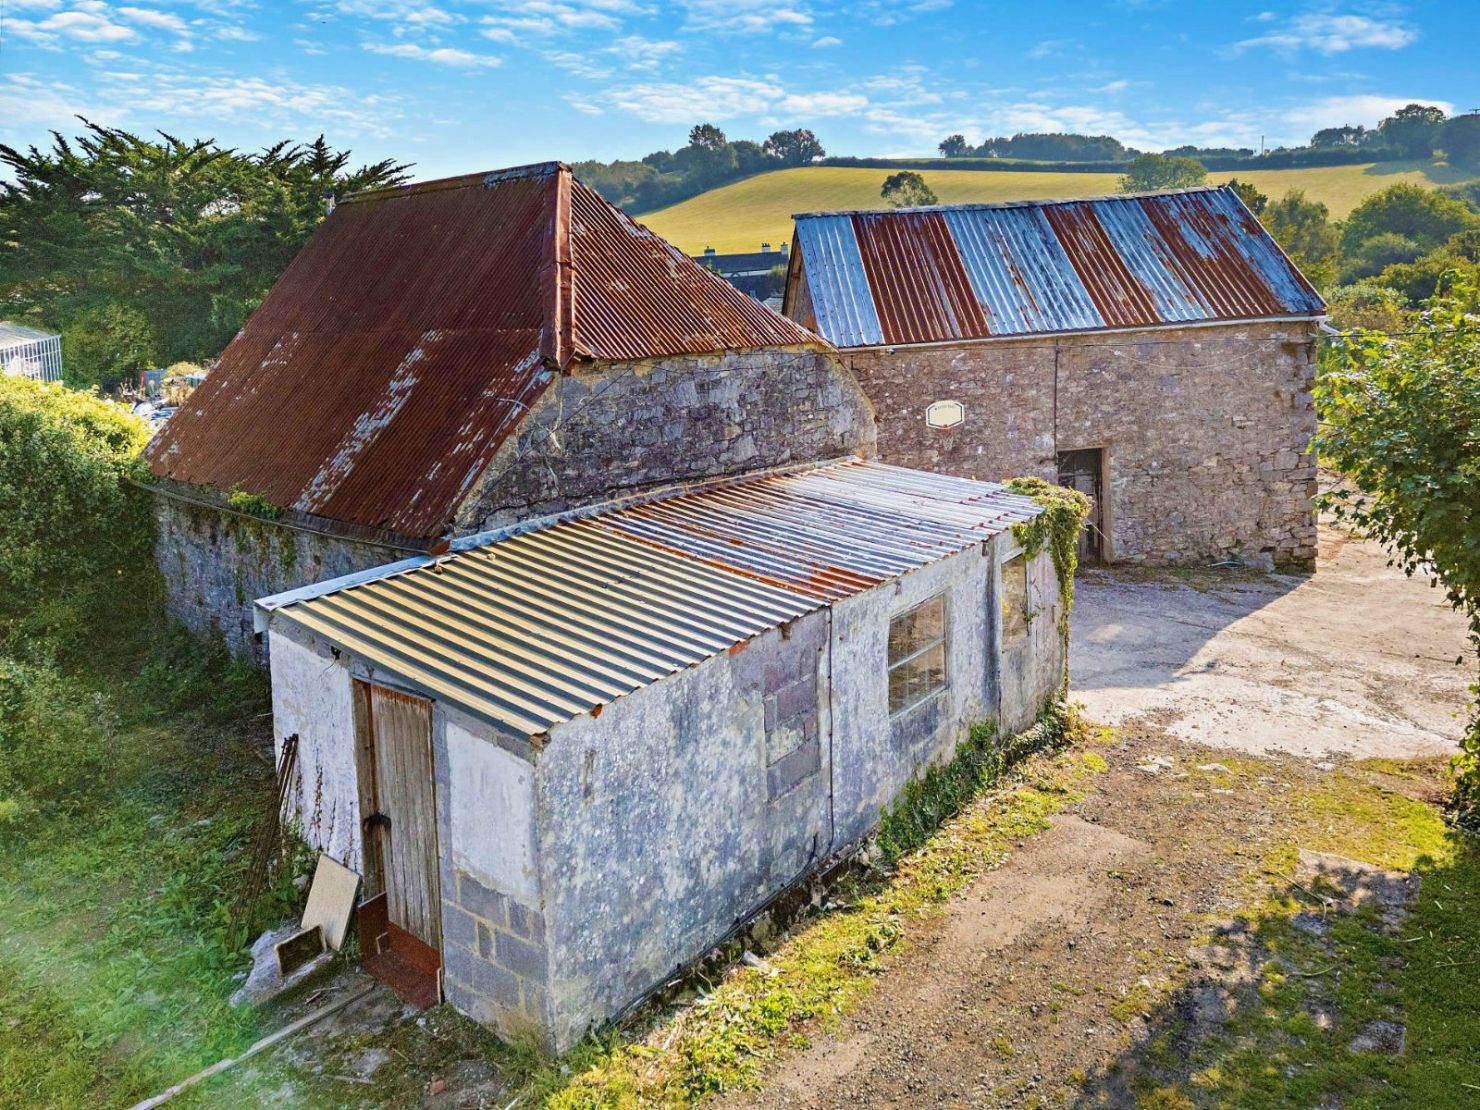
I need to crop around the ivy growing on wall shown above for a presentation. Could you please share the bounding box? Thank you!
[1004,476,1093,622]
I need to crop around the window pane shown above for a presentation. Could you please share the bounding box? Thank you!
[888,641,948,713]
[888,595,945,665]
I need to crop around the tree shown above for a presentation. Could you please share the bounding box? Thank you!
[1317,277,1480,826]
[731,139,772,175]
[1310,124,1371,148]
[1342,231,1424,283]
[1262,190,1339,288]
[1225,177,1268,215]
[687,123,728,151]
[880,171,938,208]
[1340,183,1480,259]
[938,134,970,158]
[1117,153,1207,193]
[0,121,408,388]
[1441,113,1480,171]
[1377,103,1447,159]
[1372,228,1480,304]
[763,129,825,166]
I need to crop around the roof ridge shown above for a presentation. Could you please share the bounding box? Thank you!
[341,161,570,206]
[792,184,1231,221]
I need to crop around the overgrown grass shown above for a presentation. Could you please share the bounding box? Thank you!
[1125,759,1480,1109]
[530,703,1104,1108]
[0,563,306,1109]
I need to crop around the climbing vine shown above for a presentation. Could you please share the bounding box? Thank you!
[1005,476,1092,622]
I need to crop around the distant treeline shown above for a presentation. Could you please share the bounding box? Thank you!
[822,147,1380,175]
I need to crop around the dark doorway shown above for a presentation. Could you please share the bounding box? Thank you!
[1057,448,1105,563]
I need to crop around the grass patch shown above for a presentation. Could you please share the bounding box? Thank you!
[532,706,1104,1107]
[1119,761,1480,1109]
[639,163,1454,253]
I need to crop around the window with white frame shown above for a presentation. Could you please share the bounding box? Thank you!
[887,594,948,714]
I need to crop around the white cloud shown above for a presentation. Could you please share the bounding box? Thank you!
[117,6,189,34]
[10,4,141,45]
[679,0,811,34]
[1280,93,1455,132]
[811,35,840,47]
[1233,12,1416,55]
[605,35,680,72]
[606,74,869,125]
[1091,79,1130,94]
[364,41,502,67]
[546,50,613,79]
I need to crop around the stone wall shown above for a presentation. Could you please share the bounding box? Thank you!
[155,494,409,664]
[455,345,877,532]
[844,320,1319,568]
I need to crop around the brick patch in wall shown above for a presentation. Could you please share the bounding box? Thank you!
[442,870,549,1035]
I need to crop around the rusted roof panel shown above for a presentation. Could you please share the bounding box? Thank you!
[147,162,826,540]
[792,187,1325,348]
[263,460,1042,734]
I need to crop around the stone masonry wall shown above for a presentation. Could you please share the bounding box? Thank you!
[154,494,408,665]
[845,320,1319,568]
[455,345,877,532]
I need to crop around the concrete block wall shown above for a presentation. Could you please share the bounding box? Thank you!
[844,320,1319,568]
[441,870,551,1041]
[455,346,878,532]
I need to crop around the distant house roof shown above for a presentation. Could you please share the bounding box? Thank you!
[0,321,58,348]
[786,187,1326,348]
[146,162,824,541]
[697,246,788,277]
[258,459,1042,736]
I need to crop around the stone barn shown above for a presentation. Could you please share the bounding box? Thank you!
[143,162,875,661]
[783,186,1326,569]
[256,459,1062,1049]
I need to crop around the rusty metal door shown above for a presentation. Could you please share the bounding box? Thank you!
[364,686,442,954]
[1056,448,1105,563]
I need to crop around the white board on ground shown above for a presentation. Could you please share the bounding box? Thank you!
[302,853,361,950]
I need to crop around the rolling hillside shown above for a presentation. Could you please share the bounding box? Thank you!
[640,162,1457,254]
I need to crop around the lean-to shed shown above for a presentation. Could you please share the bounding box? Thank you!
[258,459,1063,1048]
[0,322,63,382]
[784,187,1326,569]
[144,162,875,662]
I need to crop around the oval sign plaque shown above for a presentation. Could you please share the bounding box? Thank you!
[925,400,965,429]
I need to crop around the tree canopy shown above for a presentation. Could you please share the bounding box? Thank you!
[1262,191,1340,288]
[764,129,825,166]
[1117,154,1207,193]
[0,121,408,388]
[1317,278,1480,825]
[880,171,938,208]
[1340,184,1480,260]
[1378,103,1448,159]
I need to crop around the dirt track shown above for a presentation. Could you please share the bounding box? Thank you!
[723,531,1473,1109]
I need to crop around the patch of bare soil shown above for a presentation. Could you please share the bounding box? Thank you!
[721,718,1324,1109]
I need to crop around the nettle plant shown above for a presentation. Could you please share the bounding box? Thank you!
[1318,275,1480,826]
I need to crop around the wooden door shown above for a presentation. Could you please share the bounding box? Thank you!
[358,684,442,1005]
[1057,448,1105,563]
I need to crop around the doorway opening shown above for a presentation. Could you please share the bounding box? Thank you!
[354,682,443,1008]
[1056,448,1106,563]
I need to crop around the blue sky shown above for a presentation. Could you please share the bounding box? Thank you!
[1,0,1474,180]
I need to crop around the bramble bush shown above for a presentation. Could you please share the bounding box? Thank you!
[1318,275,1480,826]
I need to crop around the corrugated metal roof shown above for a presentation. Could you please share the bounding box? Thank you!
[264,460,1042,736]
[146,162,824,541]
[790,187,1326,348]
[0,321,58,347]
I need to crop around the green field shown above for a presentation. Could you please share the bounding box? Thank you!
[640,161,1462,254]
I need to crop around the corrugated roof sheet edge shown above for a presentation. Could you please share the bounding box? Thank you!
[262,459,1045,737]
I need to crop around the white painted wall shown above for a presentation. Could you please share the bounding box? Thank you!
[999,547,1066,733]
[268,625,362,868]
[445,717,539,902]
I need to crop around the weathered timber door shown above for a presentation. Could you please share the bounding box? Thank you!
[1057,448,1105,563]
[357,683,442,1006]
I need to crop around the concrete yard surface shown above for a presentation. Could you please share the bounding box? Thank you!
[1071,526,1474,760]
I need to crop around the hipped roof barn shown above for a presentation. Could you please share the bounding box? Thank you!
[146,162,827,542]
[784,186,1325,347]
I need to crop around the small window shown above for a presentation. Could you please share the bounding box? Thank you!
[888,595,948,714]
[1001,555,1029,644]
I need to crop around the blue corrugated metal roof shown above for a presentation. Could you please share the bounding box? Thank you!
[262,460,1042,735]
[790,187,1326,348]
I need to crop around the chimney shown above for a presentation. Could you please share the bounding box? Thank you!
[704,246,717,256]
[761,242,771,253]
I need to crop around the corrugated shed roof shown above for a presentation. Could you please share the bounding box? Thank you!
[145,162,824,540]
[264,460,1042,735]
[789,187,1326,348]
[0,321,58,347]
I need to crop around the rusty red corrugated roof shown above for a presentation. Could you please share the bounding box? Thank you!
[146,162,825,541]
[788,187,1326,348]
